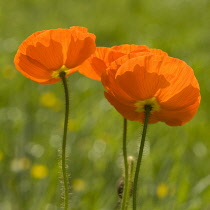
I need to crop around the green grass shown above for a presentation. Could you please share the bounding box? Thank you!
[0,0,210,209]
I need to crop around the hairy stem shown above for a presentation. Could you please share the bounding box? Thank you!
[60,72,70,210]
[133,105,151,210]
[121,118,129,210]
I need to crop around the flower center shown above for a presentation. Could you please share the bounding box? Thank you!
[52,65,70,78]
[135,97,160,113]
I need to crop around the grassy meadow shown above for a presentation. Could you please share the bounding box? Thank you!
[0,0,210,209]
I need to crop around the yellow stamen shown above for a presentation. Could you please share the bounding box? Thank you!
[135,97,160,113]
[52,65,70,78]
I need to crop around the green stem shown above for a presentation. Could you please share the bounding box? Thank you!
[128,156,135,196]
[60,72,70,210]
[132,105,152,210]
[121,118,129,210]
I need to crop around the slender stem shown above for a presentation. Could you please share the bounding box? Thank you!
[128,156,135,196]
[132,105,152,210]
[121,118,129,210]
[60,72,70,210]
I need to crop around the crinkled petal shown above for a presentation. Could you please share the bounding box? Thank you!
[115,55,170,100]
[18,30,47,53]
[69,26,88,33]
[65,29,96,68]
[23,29,64,70]
[159,83,200,110]
[14,52,60,84]
[149,48,168,56]
[111,44,150,54]
[75,47,124,80]
[76,57,106,80]
[104,92,142,121]
[102,68,136,105]
[155,96,200,126]
[156,56,200,104]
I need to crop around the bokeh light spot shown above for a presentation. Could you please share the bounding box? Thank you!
[10,157,31,172]
[156,183,169,199]
[193,142,207,158]
[72,179,86,192]
[40,92,62,111]
[30,164,48,179]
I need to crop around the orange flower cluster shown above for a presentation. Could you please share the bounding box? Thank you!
[14,28,200,125]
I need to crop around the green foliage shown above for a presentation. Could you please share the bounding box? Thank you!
[0,0,210,209]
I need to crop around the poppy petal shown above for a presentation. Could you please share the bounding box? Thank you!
[69,26,88,33]
[75,47,124,80]
[115,55,170,100]
[155,97,200,126]
[65,29,96,68]
[149,48,168,56]
[18,30,47,53]
[159,83,200,110]
[104,92,143,121]
[102,68,136,105]
[24,29,64,70]
[156,57,200,104]
[14,52,59,84]
[111,44,150,54]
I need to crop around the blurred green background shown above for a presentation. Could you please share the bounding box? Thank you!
[0,0,210,209]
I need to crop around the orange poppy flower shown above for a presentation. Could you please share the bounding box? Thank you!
[101,51,201,126]
[14,26,96,84]
[75,44,166,81]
